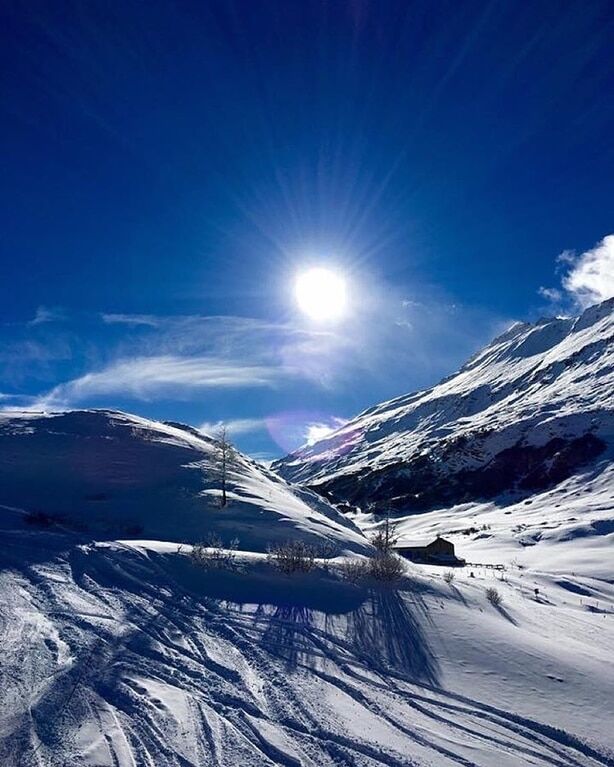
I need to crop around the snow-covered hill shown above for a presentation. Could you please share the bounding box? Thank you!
[273,298,614,518]
[0,409,369,555]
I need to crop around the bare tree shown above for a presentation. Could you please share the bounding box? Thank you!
[371,509,399,554]
[357,509,405,582]
[212,425,236,507]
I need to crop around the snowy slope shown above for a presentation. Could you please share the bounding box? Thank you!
[273,298,614,516]
[1,532,612,766]
[0,409,369,555]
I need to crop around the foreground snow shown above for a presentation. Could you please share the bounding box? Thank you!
[1,527,612,766]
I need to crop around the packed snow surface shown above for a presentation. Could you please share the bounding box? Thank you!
[1,527,612,767]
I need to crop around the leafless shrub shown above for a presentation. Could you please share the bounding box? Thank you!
[314,540,337,559]
[190,533,239,569]
[339,552,405,583]
[338,557,370,583]
[267,540,317,574]
[443,570,455,584]
[486,587,503,606]
[369,552,405,582]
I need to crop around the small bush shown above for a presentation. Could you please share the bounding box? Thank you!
[339,552,405,583]
[443,570,455,584]
[369,552,406,582]
[338,557,370,583]
[314,540,337,559]
[370,513,399,554]
[190,534,239,570]
[268,540,317,574]
[486,587,502,607]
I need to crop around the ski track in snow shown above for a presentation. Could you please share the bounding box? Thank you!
[1,535,612,767]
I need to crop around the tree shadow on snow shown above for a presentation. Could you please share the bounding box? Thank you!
[345,588,440,685]
[254,584,439,686]
[259,605,314,669]
[494,603,518,625]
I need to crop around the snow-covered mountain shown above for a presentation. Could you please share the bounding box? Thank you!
[273,298,614,516]
[0,409,369,555]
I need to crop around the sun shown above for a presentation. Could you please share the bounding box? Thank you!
[295,267,347,321]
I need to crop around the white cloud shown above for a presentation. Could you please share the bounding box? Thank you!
[556,249,577,266]
[4,313,345,412]
[198,417,266,437]
[562,234,614,309]
[31,355,298,410]
[538,235,614,311]
[101,313,161,327]
[537,286,562,302]
[28,306,66,325]
[304,417,347,445]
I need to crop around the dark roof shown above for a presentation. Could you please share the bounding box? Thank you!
[396,536,453,550]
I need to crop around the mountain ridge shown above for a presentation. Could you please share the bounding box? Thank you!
[273,298,614,513]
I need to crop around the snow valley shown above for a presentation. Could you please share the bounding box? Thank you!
[1,298,614,766]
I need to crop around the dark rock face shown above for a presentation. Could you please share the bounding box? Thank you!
[312,433,606,513]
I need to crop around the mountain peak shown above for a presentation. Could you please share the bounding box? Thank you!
[273,298,614,511]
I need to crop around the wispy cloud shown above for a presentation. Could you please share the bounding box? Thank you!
[0,338,75,389]
[32,354,297,409]
[537,286,562,303]
[539,234,614,311]
[28,306,66,325]
[2,289,508,433]
[1,311,350,413]
[101,313,161,327]
[198,417,266,437]
[304,417,347,445]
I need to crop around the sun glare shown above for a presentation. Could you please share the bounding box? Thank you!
[295,267,347,321]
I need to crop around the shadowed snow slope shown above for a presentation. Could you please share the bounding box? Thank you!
[273,298,614,517]
[0,409,369,555]
[1,535,612,766]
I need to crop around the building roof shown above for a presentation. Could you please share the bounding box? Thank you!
[396,535,452,550]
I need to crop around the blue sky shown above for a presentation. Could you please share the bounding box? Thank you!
[1,1,613,459]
